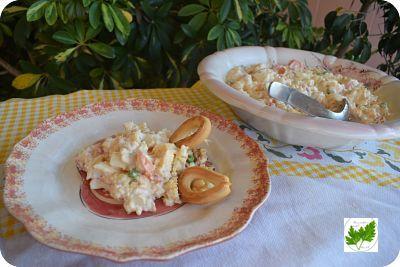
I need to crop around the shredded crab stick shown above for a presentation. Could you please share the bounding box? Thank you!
[135,151,155,178]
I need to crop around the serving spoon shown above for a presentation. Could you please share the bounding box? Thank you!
[268,82,350,121]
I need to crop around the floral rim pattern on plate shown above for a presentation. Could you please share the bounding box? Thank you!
[4,99,270,262]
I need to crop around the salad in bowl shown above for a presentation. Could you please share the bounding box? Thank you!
[198,46,400,148]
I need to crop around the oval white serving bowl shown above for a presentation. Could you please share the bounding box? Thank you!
[198,46,400,148]
[4,99,270,262]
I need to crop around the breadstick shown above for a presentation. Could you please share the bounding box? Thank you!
[178,166,231,205]
[170,116,211,148]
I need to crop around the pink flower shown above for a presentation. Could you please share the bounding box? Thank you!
[297,147,322,160]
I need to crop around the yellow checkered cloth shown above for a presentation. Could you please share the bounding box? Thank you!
[0,82,399,239]
[0,82,236,238]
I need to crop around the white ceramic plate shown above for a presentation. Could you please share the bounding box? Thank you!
[3,99,270,262]
[198,46,400,148]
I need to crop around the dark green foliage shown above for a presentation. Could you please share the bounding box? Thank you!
[377,1,400,77]
[0,0,398,101]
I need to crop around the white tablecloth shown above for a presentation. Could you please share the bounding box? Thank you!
[1,123,399,267]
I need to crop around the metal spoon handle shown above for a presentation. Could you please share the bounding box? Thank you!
[268,82,349,121]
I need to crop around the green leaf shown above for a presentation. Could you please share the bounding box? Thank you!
[141,1,155,18]
[99,77,104,90]
[65,1,76,19]
[148,30,161,59]
[174,31,185,44]
[227,28,241,46]
[276,21,286,31]
[359,22,367,35]
[299,4,311,27]
[272,0,283,10]
[110,76,120,89]
[207,25,224,40]
[115,29,128,45]
[359,42,371,63]
[219,0,231,22]
[74,1,86,19]
[292,31,302,48]
[57,2,68,24]
[109,5,130,37]
[83,0,93,8]
[4,6,27,14]
[26,0,49,22]
[132,59,143,80]
[75,20,85,42]
[52,31,77,45]
[199,0,210,6]
[47,76,74,93]
[155,22,171,49]
[288,3,299,20]
[324,11,337,29]
[345,226,361,245]
[332,14,351,32]
[188,12,207,31]
[166,51,181,87]
[181,24,195,38]
[181,43,197,63]
[240,0,253,24]
[45,2,57,25]
[54,47,76,62]
[88,42,115,58]
[227,20,240,30]
[342,30,354,47]
[353,38,363,54]
[157,1,173,17]
[19,60,42,73]
[178,4,206,16]
[89,1,101,29]
[101,3,114,32]
[89,67,103,78]
[362,221,376,242]
[233,0,242,21]
[86,26,102,41]
[217,32,225,51]
[345,220,376,249]
[225,29,234,47]
[282,28,288,42]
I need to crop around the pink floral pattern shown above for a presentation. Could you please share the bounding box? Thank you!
[298,147,323,160]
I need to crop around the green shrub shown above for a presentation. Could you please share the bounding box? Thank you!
[0,0,398,100]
